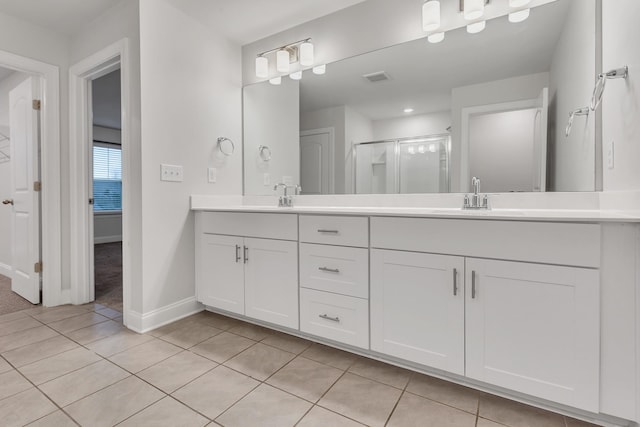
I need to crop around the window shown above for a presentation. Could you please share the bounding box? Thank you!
[93,143,122,211]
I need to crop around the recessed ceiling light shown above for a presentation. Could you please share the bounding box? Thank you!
[404,108,414,113]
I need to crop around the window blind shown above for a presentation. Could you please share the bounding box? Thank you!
[93,144,122,211]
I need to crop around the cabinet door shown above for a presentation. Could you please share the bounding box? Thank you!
[244,238,299,329]
[197,234,245,315]
[371,249,465,375]
[465,258,599,411]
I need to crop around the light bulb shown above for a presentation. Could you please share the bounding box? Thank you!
[418,145,426,154]
[276,50,290,73]
[312,64,326,75]
[422,1,441,32]
[255,56,268,78]
[467,20,486,34]
[269,76,282,85]
[408,146,416,155]
[290,70,302,80]
[509,0,530,7]
[429,144,436,153]
[464,0,484,21]
[509,8,530,23]
[404,108,414,113]
[427,32,445,43]
[299,41,314,67]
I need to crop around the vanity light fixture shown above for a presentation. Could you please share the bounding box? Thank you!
[255,56,268,78]
[269,76,282,85]
[404,108,414,113]
[290,70,303,80]
[312,64,326,75]
[463,0,485,21]
[508,8,530,23]
[255,38,315,79]
[427,32,445,43]
[276,49,290,73]
[467,20,486,33]
[299,41,314,67]
[422,1,441,32]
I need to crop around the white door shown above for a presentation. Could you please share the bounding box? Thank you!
[300,130,332,194]
[465,258,599,411]
[370,249,465,375]
[532,87,549,191]
[197,234,245,314]
[244,237,298,329]
[9,77,40,304]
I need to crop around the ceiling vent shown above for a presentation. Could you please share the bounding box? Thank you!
[363,71,391,83]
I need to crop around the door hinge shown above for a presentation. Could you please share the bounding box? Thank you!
[34,262,42,273]
[32,100,41,111]
[33,181,41,192]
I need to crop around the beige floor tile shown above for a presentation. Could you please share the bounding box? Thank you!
[31,306,91,324]
[348,357,412,389]
[296,406,365,427]
[191,331,255,363]
[159,322,222,349]
[39,359,130,407]
[225,342,295,381]
[19,306,56,316]
[565,417,602,427]
[0,370,32,400]
[109,339,182,373]
[0,310,29,324]
[86,329,154,357]
[228,322,272,341]
[477,419,506,427]
[300,343,357,370]
[96,307,121,319]
[216,384,312,427]
[406,373,480,414]
[318,373,402,427]
[192,311,242,330]
[261,331,312,354]
[478,394,565,427]
[387,392,476,427]
[172,365,259,420]
[0,316,43,337]
[118,397,209,427]
[0,325,59,353]
[18,346,102,385]
[267,357,343,402]
[0,355,13,373]
[47,312,110,334]
[26,410,77,427]
[138,350,216,394]
[0,388,57,427]
[65,376,164,427]
[2,335,79,368]
[146,316,195,337]
[65,319,123,345]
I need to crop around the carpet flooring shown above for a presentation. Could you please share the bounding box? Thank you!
[94,242,123,312]
[0,274,35,316]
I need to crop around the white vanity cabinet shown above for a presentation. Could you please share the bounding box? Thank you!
[195,212,299,329]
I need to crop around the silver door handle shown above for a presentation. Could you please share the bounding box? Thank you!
[453,268,457,296]
[2,199,13,205]
[243,246,248,264]
[235,245,241,263]
[318,267,340,274]
[471,271,477,299]
[317,229,339,234]
[319,314,340,322]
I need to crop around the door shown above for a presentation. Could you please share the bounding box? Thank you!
[532,87,549,191]
[300,129,332,194]
[197,234,244,314]
[9,77,40,304]
[244,237,298,329]
[370,249,465,375]
[465,258,599,411]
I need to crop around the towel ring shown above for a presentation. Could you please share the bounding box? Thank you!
[590,66,628,112]
[217,137,234,156]
[565,107,589,138]
[259,145,272,161]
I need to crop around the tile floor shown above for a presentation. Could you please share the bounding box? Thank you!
[0,305,601,427]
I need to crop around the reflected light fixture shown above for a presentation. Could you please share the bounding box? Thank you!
[290,70,303,80]
[255,56,268,78]
[299,41,314,67]
[312,64,326,75]
[418,145,426,154]
[464,0,485,21]
[404,108,414,113]
[427,32,445,43]
[467,20,486,33]
[422,1,441,32]
[509,0,530,7]
[509,8,530,23]
[276,49,290,73]
[408,146,416,155]
[269,76,282,85]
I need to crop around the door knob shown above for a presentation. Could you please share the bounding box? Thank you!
[2,199,13,205]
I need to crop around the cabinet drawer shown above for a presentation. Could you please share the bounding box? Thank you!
[300,244,368,298]
[197,212,298,241]
[300,288,369,349]
[299,215,368,247]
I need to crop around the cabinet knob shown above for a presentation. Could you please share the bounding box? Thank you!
[2,199,13,205]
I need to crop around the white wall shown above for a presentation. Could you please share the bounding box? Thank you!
[372,111,451,141]
[94,213,122,244]
[344,106,373,193]
[0,71,30,276]
[93,125,121,144]
[450,72,549,192]
[244,78,299,195]
[548,0,596,192]
[602,0,640,191]
[139,0,242,316]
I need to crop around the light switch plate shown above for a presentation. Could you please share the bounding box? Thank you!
[208,167,217,183]
[161,164,183,182]
[263,173,271,186]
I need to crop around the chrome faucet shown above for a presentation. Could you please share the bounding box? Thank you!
[273,183,301,207]
[463,177,489,210]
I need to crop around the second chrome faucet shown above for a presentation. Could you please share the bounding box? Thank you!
[463,177,489,210]
[274,183,301,207]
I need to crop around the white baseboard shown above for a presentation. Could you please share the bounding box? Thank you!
[0,262,11,279]
[94,235,122,244]
[126,297,204,333]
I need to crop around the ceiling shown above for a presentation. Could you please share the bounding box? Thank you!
[299,0,571,121]
[0,67,14,81]
[92,69,121,129]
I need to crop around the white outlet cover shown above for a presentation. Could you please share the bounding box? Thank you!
[263,173,271,186]
[208,167,217,183]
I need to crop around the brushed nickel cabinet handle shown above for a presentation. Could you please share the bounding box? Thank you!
[243,246,248,264]
[453,268,458,296]
[471,271,477,299]
[319,314,340,322]
[319,267,340,274]
[235,245,241,263]
[317,229,339,234]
